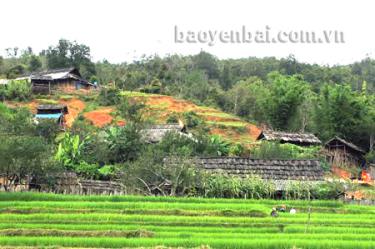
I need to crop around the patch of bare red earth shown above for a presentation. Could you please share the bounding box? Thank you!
[331,165,352,179]
[83,107,115,128]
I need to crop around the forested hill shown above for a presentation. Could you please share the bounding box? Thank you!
[0,39,374,151]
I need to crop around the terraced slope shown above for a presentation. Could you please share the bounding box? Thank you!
[6,91,261,145]
[121,91,261,145]
[0,193,374,249]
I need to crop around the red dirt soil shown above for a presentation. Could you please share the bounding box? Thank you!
[203,115,242,122]
[83,108,114,128]
[247,124,262,140]
[60,99,86,128]
[331,166,352,179]
[116,120,126,126]
[146,95,197,112]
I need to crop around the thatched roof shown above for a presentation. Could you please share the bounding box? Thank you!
[196,157,323,180]
[325,136,366,154]
[165,157,324,190]
[141,124,188,143]
[257,130,321,145]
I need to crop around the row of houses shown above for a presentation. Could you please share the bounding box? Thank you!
[142,125,373,184]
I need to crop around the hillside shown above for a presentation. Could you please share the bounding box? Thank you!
[6,91,261,146]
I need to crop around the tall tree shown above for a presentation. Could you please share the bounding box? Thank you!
[42,39,96,78]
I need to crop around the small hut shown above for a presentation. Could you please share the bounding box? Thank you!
[324,136,366,168]
[35,104,68,126]
[256,130,321,146]
[141,123,191,143]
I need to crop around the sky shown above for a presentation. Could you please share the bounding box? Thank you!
[0,0,374,65]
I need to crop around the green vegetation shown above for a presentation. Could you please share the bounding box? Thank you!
[250,142,321,160]
[0,79,31,101]
[0,192,373,248]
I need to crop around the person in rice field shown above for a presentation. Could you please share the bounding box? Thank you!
[270,207,278,217]
[277,204,287,212]
[290,207,297,214]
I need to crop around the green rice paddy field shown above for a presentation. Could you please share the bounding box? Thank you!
[0,192,374,249]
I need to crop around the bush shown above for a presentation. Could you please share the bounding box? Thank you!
[4,79,31,101]
[139,79,162,94]
[166,112,179,124]
[312,181,347,200]
[182,111,203,128]
[229,143,245,156]
[106,124,144,163]
[97,87,120,106]
[250,142,320,159]
[122,149,202,196]
[117,97,145,122]
[205,135,231,156]
[35,119,60,142]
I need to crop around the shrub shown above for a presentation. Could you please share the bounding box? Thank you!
[97,87,120,106]
[182,111,203,128]
[123,148,203,196]
[205,135,231,156]
[106,124,144,163]
[116,97,145,123]
[139,78,162,94]
[75,161,100,179]
[250,142,320,159]
[35,119,60,142]
[312,181,347,200]
[166,112,179,124]
[4,79,31,101]
[229,143,245,156]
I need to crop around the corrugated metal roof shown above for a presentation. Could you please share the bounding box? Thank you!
[35,113,63,119]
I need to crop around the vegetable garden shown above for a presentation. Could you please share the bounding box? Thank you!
[0,192,373,248]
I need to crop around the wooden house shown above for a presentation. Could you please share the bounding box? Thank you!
[35,104,68,126]
[25,67,95,94]
[324,136,366,168]
[256,130,321,146]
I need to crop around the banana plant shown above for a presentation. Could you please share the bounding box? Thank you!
[55,133,87,169]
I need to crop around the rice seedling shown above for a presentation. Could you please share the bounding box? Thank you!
[0,192,373,249]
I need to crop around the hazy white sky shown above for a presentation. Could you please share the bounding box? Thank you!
[0,0,374,65]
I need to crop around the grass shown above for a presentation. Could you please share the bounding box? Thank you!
[0,192,373,248]
[206,121,248,128]
[35,98,59,105]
